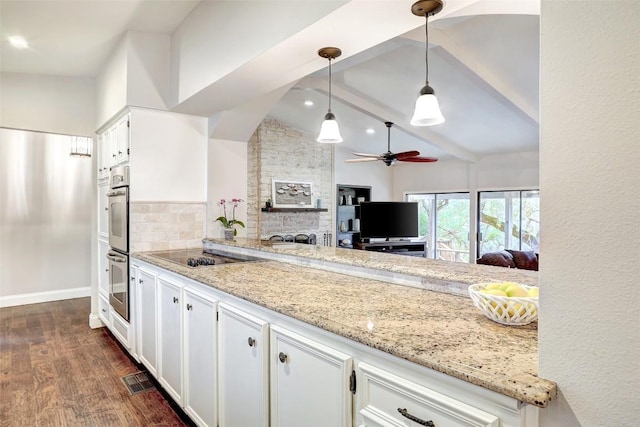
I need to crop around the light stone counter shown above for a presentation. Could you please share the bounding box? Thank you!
[133,240,556,408]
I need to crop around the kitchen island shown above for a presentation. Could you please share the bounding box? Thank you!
[133,238,555,411]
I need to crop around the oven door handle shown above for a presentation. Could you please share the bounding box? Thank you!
[106,190,127,197]
[107,252,127,262]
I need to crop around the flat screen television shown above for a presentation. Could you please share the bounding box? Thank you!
[359,201,419,240]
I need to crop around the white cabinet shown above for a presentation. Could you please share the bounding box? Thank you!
[97,132,110,180]
[356,362,500,427]
[136,266,158,377]
[98,181,109,237]
[157,277,184,405]
[98,293,110,326]
[107,115,130,168]
[183,287,218,427]
[219,303,270,427]
[270,325,353,427]
[98,239,110,298]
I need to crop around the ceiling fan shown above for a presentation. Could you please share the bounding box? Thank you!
[345,122,439,167]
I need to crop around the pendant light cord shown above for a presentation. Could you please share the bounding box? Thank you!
[424,14,429,86]
[328,58,333,113]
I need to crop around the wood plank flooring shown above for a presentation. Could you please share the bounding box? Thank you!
[0,298,188,426]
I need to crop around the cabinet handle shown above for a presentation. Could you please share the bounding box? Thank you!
[105,268,109,272]
[173,297,179,304]
[397,408,435,427]
[131,277,135,282]
[104,207,108,211]
[248,337,255,347]
[112,154,116,158]
[139,279,143,284]
[118,151,122,155]
[278,352,287,363]
[101,308,107,313]
[186,303,193,311]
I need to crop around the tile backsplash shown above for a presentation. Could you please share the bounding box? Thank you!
[130,202,205,252]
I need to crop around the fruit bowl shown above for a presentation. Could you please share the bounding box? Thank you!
[468,283,539,326]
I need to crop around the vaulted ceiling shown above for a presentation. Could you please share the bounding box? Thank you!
[0,0,540,162]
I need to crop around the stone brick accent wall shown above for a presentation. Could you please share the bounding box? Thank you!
[247,118,333,240]
[130,202,206,252]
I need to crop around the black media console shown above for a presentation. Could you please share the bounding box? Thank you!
[356,240,427,257]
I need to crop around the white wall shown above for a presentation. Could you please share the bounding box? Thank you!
[96,36,127,128]
[392,151,539,197]
[207,138,249,238]
[126,31,170,111]
[0,129,93,306]
[0,72,95,136]
[539,1,640,426]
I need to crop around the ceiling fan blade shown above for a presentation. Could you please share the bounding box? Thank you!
[352,152,383,158]
[345,158,381,163]
[394,150,421,160]
[399,156,439,163]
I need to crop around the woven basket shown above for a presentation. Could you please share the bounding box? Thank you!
[468,283,539,326]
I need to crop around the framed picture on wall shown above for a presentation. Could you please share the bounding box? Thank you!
[272,179,313,208]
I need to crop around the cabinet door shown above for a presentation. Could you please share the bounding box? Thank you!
[98,181,109,237]
[357,362,500,427]
[183,288,218,427]
[270,325,353,427]
[98,239,109,297]
[219,304,269,427]
[116,116,130,164]
[108,126,118,167]
[157,277,183,405]
[137,268,158,377]
[97,132,109,179]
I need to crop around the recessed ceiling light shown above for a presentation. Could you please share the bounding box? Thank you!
[366,128,375,135]
[9,36,29,49]
[304,99,314,107]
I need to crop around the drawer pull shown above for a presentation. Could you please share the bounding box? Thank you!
[278,352,288,363]
[398,408,435,427]
[173,297,179,304]
[248,337,255,347]
[186,303,193,311]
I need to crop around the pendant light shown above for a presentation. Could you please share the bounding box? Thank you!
[317,47,343,143]
[410,0,445,126]
[70,136,93,157]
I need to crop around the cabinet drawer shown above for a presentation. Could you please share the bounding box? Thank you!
[98,294,110,326]
[110,309,131,351]
[358,362,499,427]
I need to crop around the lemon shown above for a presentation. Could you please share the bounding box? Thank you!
[527,287,539,297]
[506,284,528,297]
[484,283,502,291]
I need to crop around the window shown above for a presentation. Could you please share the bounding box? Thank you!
[406,193,470,263]
[478,190,540,256]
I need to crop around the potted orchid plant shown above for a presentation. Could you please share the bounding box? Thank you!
[216,198,245,240]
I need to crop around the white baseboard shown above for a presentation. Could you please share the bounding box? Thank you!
[0,286,92,308]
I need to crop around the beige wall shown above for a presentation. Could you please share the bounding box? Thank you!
[539,1,640,425]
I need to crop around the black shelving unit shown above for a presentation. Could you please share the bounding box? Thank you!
[336,184,371,248]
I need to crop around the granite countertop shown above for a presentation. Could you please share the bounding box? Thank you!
[133,242,556,408]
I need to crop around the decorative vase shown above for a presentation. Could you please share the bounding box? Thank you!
[223,228,235,241]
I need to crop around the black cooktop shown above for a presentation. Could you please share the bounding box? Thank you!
[150,249,260,268]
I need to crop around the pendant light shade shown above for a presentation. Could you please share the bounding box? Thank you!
[317,47,343,143]
[411,0,445,127]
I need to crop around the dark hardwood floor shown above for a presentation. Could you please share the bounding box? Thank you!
[0,297,187,426]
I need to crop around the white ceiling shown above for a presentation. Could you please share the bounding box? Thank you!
[0,0,540,162]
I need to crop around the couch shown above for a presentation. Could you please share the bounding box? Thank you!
[476,249,539,271]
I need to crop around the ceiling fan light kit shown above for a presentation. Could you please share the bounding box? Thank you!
[410,0,445,127]
[345,121,438,166]
[317,47,343,143]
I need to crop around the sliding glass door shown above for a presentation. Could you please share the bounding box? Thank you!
[477,190,540,256]
[407,193,470,262]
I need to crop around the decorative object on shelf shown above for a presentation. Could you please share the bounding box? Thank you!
[341,238,351,246]
[353,218,360,232]
[216,198,245,238]
[410,0,445,126]
[316,47,343,143]
[316,198,322,208]
[357,196,365,204]
[339,221,347,232]
[69,135,93,157]
[345,122,438,166]
[272,179,313,207]
[265,198,272,208]
[346,195,353,205]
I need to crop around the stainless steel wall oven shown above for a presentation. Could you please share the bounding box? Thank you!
[107,165,130,321]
